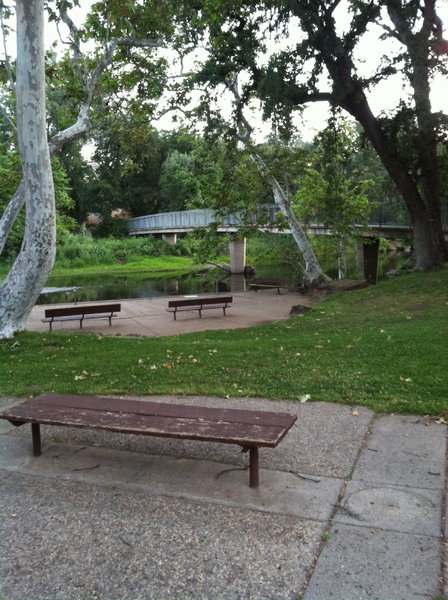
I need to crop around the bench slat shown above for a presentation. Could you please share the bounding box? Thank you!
[3,404,288,447]
[168,297,232,308]
[28,393,295,429]
[44,304,121,318]
[0,395,296,448]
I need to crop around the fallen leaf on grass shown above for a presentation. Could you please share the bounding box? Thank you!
[299,394,311,403]
[399,377,412,382]
[74,375,86,381]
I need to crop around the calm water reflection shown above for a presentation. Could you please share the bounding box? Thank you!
[37,271,234,305]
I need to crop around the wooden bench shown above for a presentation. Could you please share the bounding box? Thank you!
[249,278,307,294]
[41,303,121,331]
[0,394,297,488]
[167,296,232,320]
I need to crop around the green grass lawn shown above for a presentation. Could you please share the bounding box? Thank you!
[0,256,200,281]
[1,268,447,415]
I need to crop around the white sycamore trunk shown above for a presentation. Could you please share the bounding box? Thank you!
[269,177,329,284]
[0,0,55,338]
[337,238,347,280]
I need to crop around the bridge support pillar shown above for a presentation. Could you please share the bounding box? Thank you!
[229,237,246,274]
[356,238,380,283]
[162,233,177,245]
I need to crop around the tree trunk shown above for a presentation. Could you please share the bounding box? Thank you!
[342,94,447,269]
[0,0,55,339]
[309,11,448,270]
[338,238,347,280]
[0,181,25,255]
[269,176,330,284]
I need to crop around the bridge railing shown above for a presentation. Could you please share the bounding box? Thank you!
[127,207,279,232]
[128,201,448,234]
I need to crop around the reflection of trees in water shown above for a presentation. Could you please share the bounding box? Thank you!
[36,271,220,305]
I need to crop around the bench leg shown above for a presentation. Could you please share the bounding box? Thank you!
[31,423,41,457]
[249,446,259,488]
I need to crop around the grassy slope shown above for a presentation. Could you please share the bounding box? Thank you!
[0,256,199,280]
[44,256,198,277]
[1,269,447,415]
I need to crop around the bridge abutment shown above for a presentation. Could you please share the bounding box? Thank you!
[162,233,177,245]
[229,237,246,274]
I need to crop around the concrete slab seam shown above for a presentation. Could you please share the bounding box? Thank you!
[440,424,448,597]
[0,463,336,526]
[297,410,376,599]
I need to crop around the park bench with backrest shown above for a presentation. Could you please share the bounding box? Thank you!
[0,393,297,488]
[167,296,232,320]
[249,278,307,294]
[41,303,121,331]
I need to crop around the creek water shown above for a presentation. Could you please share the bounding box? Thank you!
[37,270,234,305]
[37,251,405,305]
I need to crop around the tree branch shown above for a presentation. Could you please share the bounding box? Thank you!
[1,20,165,252]
[0,101,16,134]
[0,4,15,92]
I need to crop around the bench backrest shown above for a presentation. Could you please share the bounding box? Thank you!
[168,296,232,308]
[44,303,121,318]
[251,278,300,286]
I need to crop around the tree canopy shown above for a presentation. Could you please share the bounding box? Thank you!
[179,0,448,269]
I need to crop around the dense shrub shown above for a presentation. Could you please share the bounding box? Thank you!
[54,233,190,269]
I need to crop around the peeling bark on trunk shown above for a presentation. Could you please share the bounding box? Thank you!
[0,0,55,338]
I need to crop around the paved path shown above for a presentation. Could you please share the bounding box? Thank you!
[1,394,446,600]
[26,290,322,337]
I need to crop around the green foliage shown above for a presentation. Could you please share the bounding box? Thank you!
[0,150,76,260]
[180,228,230,263]
[160,150,199,211]
[295,113,375,239]
[54,233,187,270]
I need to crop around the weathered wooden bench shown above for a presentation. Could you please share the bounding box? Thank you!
[167,296,232,320]
[249,278,307,294]
[0,394,297,488]
[41,303,121,331]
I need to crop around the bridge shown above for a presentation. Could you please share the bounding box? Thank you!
[127,208,422,239]
[127,207,447,281]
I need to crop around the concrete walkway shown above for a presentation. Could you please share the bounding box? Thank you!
[2,290,446,599]
[1,393,446,600]
[25,290,324,337]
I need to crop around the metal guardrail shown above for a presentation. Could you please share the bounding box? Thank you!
[127,207,278,233]
[127,203,448,235]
